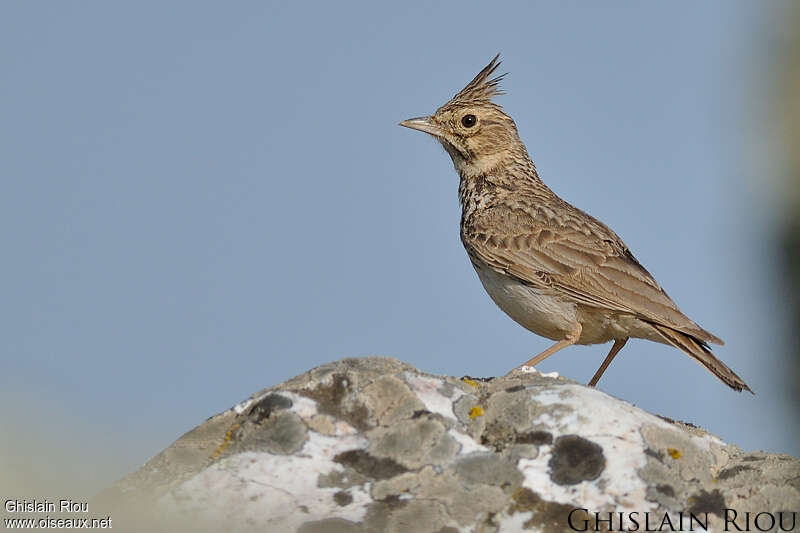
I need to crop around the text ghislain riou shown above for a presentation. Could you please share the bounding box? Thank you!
[568,508,797,532]
[5,499,88,513]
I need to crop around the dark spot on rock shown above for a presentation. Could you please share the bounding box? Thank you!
[461,375,493,382]
[644,448,664,462]
[656,484,675,497]
[249,393,292,423]
[298,505,309,513]
[656,414,677,425]
[480,421,517,452]
[297,518,363,533]
[742,455,764,462]
[250,411,308,455]
[518,430,553,446]
[511,487,541,512]
[300,374,370,431]
[376,494,405,508]
[717,465,754,480]
[411,409,431,419]
[655,415,698,429]
[505,385,525,393]
[526,501,587,531]
[688,489,726,517]
[549,435,605,485]
[511,489,596,532]
[482,424,554,452]
[333,449,408,480]
[218,408,308,457]
[333,490,353,506]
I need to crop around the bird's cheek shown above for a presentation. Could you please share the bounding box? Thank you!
[438,140,461,162]
[462,138,481,159]
[439,138,467,160]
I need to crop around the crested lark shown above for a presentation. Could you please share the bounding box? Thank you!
[400,55,751,392]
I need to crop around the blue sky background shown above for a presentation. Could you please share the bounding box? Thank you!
[1,2,796,496]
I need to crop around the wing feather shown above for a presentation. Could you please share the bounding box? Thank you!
[462,203,723,345]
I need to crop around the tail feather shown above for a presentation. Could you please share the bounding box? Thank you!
[651,323,753,393]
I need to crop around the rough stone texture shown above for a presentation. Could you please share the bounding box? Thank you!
[95,357,800,532]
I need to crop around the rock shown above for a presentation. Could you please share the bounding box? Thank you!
[95,357,800,532]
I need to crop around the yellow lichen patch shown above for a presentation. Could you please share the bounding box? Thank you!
[469,406,484,419]
[209,422,241,462]
[462,377,479,387]
[667,447,682,459]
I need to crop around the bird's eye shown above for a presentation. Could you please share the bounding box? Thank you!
[461,114,477,128]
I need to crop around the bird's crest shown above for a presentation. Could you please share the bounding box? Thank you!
[449,54,506,106]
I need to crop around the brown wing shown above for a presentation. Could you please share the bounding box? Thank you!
[462,202,723,345]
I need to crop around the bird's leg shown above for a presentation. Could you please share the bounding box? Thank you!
[588,338,628,387]
[512,325,582,373]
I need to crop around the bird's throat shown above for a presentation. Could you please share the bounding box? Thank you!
[452,150,508,180]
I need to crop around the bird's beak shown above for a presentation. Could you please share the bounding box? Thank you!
[399,116,443,137]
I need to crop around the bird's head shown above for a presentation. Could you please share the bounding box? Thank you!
[400,54,522,177]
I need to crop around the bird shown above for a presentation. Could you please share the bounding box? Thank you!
[399,54,751,392]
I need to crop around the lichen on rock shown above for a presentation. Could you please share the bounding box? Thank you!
[96,356,800,533]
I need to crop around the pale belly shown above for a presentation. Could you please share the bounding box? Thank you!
[472,262,665,346]
[473,262,580,341]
